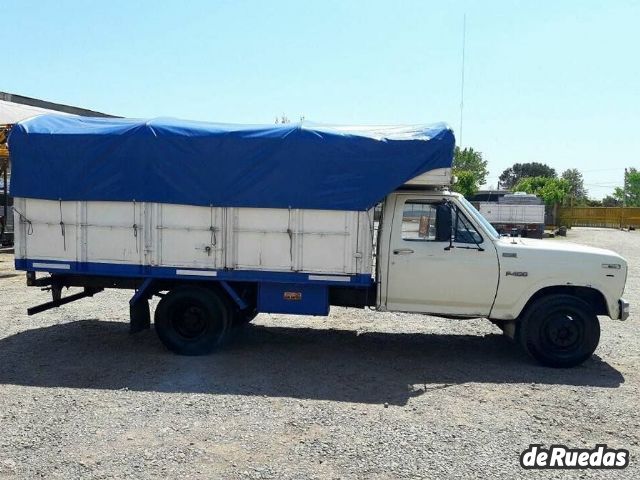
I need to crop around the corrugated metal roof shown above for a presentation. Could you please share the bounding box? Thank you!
[0,92,115,124]
[0,99,74,124]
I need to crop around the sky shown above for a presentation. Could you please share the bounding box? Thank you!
[2,0,638,198]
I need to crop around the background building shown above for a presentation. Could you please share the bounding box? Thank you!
[0,92,115,245]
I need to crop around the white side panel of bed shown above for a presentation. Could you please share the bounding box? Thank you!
[14,198,374,276]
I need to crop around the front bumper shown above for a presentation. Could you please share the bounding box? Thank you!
[619,298,630,320]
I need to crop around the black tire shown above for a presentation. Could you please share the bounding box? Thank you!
[154,285,231,355]
[517,294,600,368]
[210,289,256,330]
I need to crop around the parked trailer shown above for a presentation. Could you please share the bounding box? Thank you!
[478,202,545,238]
[0,191,12,246]
[8,115,629,367]
[0,125,12,246]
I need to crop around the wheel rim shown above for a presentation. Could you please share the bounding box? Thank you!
[171,302,209,339]
[540,312,583,355]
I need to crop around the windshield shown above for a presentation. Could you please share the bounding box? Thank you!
[457,196,500,239]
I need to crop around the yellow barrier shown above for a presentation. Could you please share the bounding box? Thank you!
[558,206,640,228]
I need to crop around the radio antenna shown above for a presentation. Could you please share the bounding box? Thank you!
[459,13,466,146]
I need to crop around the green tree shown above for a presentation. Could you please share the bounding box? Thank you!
[452,170,478,198]
[601,195,622,207]
[451,147,488,198]
[499,162,556,189]
[513,176,571,205]
[613,168,640,207]
[453,147,488,185]
[561,168,587,203]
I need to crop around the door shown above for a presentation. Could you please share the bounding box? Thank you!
[383,195,499,316]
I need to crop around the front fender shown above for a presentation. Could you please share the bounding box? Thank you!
[489,276,616,320]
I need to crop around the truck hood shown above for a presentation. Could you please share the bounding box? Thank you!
[497,237,625,263]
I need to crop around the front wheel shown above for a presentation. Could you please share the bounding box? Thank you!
[517,294,600,368]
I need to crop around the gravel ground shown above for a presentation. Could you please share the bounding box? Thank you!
[0,227,638,479]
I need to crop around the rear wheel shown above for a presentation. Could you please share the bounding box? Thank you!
[154,285,231,355]
[517,294,600,368]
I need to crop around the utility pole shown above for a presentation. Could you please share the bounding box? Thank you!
[623,168,628,207]
[620,168,628,229]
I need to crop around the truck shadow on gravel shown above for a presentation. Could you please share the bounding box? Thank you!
[0,320,624,406]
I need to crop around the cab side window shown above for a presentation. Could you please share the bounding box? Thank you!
[400,199,482,244]
[401,202,438,241]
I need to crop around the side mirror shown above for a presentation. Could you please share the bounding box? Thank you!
[435,203,453,242]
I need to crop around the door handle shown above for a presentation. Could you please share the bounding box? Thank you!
[393,248,414,255]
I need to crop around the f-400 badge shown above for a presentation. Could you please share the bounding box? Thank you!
[506,271,528,277]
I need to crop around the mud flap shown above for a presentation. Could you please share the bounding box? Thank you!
[129,278,154,333]
[130,300,151,334]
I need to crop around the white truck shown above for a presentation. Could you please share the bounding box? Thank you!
[8,115,629,367]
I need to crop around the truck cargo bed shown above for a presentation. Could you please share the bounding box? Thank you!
[13,198,374,285]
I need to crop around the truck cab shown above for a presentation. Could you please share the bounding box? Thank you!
[377,189,629,367]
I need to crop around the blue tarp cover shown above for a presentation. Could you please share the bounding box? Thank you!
[9,114,454,211]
